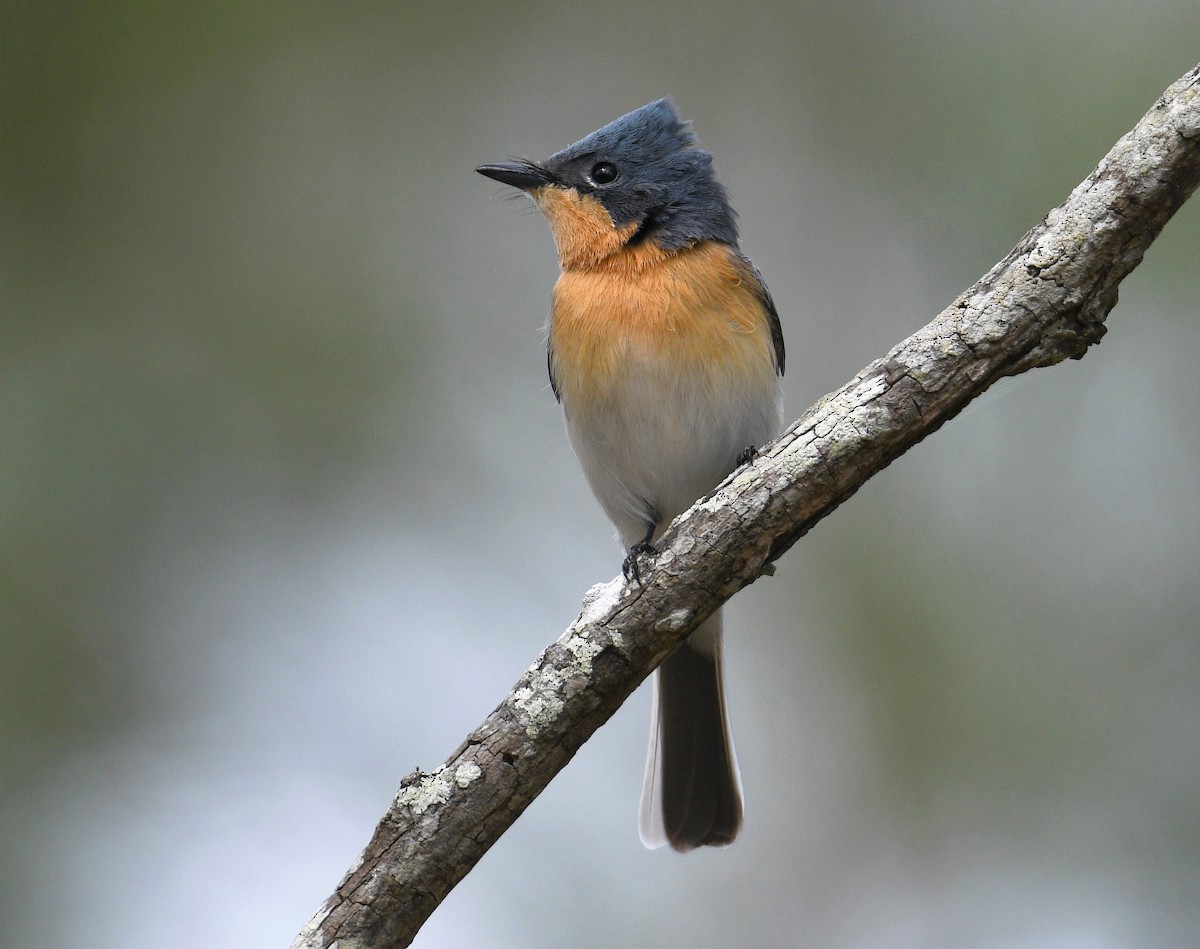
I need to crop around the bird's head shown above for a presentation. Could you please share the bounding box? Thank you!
[477,99,738,268]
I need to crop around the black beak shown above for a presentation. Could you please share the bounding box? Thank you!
[476,160,556,190]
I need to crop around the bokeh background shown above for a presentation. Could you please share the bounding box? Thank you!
[3,3,1198,947]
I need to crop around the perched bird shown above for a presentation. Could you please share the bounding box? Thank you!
[478,99,784,851]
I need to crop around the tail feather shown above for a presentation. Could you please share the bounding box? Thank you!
[639,611,742,851]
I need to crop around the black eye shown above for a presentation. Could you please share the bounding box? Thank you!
[589,162,619,185]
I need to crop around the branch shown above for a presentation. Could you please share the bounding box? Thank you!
[295,64,1200,949]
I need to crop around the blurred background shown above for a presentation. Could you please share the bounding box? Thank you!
[3,3,1198,947]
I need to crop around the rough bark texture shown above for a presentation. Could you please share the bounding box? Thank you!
[295,65,1200,949]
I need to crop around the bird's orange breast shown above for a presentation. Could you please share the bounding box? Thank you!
[549,239,778,405]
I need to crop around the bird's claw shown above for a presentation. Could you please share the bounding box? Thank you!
[736,445,759,466]
[622,541,657,584]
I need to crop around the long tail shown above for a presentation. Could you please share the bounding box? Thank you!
[638,610,743,851]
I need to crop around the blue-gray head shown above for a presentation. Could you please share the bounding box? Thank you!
[477,99,739,253]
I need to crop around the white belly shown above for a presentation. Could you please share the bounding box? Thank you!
[562,351,782,547]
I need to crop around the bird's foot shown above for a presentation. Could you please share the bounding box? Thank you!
[622,540,657,584]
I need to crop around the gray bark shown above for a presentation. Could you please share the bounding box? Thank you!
[295,63,1200,949]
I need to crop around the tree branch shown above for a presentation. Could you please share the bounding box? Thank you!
[295,64,1200,949]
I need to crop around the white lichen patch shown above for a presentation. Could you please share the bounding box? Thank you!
[812,407,837,438]
[653,609,693,634]
[684,493,726,523]
[850,371,889,406]
[1177,100,1200,139]
[655,544,680,566]
[579,579,622,624]
[512,683,565,737]
[396,770,452,815]
[454,761,482,788]
[565,634,603,666]
[514,619,620,737]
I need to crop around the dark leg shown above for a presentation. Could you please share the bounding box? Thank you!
[622,520,658,584]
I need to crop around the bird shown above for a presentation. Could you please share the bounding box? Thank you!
[477,99,784,851]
